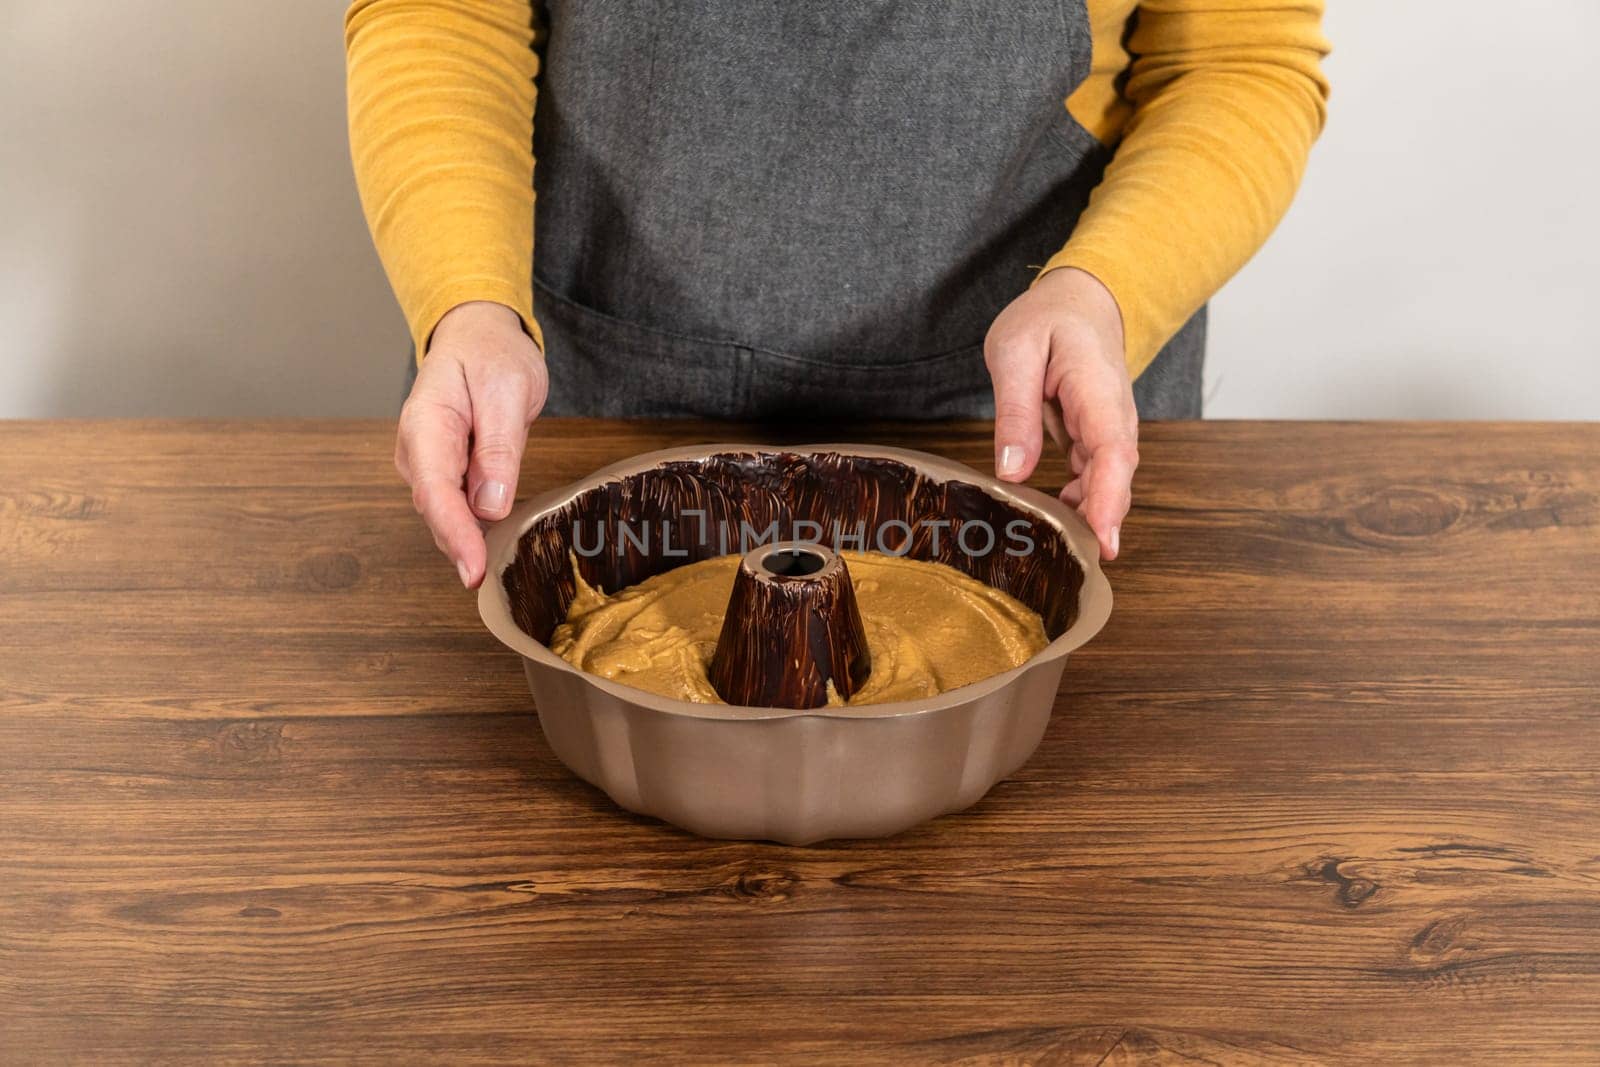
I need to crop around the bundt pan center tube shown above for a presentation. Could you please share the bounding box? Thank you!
[710,540,872,709]
[477,443,1113,845]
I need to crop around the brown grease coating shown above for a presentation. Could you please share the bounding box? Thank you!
[550,550,1047,706]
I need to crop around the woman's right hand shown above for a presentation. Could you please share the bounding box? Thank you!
[395,301,548,589]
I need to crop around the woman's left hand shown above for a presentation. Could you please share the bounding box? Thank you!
[984,266,1138,561]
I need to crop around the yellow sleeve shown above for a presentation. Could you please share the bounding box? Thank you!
[344,0,543,358]
[1046,0,1331,379]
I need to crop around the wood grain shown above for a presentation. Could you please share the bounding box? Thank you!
[1,418,1597,1064]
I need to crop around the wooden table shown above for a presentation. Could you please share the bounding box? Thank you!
[2,419,1597,1064]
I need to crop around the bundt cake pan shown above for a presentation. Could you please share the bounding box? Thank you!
[477,443,1112,845]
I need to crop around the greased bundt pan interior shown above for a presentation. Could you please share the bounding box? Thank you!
[478,443,1112,844]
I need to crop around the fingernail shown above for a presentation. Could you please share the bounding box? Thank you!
[473,480,509,515]
[456,559,472,588]
[1109,525,1121,558]
[998,445,1024,478]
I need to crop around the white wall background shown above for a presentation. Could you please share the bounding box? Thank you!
[1,1,408,418]
[2,1,1596,419]
[1207,0,1599,419]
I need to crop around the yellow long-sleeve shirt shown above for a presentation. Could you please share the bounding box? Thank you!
[345,1,1329,380]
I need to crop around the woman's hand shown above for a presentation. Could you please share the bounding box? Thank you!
[396,301,548,588]
[985,267,1137,561]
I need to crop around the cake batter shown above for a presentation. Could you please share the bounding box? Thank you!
[550,551,1048,706]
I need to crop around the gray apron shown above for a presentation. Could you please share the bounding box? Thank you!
[409,1,1204,419]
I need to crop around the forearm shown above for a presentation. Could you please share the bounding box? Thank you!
[345,0,542,356]
[1045,0,1331,378]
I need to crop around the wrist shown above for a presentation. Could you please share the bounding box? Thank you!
[431,301,531,350]
[1036,266,1125,362]
[1037,265,1117,314]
